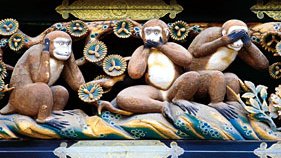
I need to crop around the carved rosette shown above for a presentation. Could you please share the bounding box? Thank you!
[67,20,89,38]
[261,32,281,53]
[113,20,133,38]
[0,18,19,36]
[0,61,7,80]
[269,62,281,79]
[169,21,189,41]
[0,78,4,90]
[8,33,25,51]
[102,54,127,77]
[83,40,107,63]
[78,82,103,103]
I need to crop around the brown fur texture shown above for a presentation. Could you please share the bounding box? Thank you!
[222,19,247,31]
[0,31,85,122]
[114,19,198,114]
[187,19,269,105]
[114,19,241,116]
[141,19,169,43]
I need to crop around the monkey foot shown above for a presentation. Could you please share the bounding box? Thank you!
[162,101,176,123]
[208,102,238,120]
[36,116,70,130]
[172,99,198,116]
[226,101,246,114]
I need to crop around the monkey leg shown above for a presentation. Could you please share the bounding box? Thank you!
[224,73,245,112]
[167,71,200,101]
[165,71,200,116]
[197,70,238,119]
[224,73,240,101]
[204,71,226,103]
[116,85,165,113]
[8,83,54,122]
[50,86,69,111]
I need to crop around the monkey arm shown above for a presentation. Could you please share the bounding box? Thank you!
[190,37,230,58]
[238,43,269,70]
[158,42,192,67]
[29,49,50,83]
[188,27,236,58]
[63,53,85,91]
[128,46,149,79]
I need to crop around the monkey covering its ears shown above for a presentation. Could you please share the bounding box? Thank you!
[0,31,128,122]
[0,31,84,122]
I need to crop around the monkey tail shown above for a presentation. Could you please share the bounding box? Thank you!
[0,103,16,114]
[97,100,133,116]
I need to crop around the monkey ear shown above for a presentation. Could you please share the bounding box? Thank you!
[222,29,227,36]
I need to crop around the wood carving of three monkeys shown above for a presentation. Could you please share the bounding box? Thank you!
[0,19,269,123]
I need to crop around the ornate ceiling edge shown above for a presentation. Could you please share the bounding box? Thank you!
[55,0,183,21]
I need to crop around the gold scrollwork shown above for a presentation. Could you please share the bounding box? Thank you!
[251,0,281,21]
[56,0,183,21]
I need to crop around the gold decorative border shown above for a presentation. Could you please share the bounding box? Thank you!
[56,0,183,20]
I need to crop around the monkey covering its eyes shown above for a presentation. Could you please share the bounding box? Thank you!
[186,19,269,119]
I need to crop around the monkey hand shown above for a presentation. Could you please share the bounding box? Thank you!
[208,102,238,120]
[226,30,247,43]
[42,118,70,130]
[172,100,198,116]
[43,38,51,52]
[144,40,162,49]
[241,32,251,47]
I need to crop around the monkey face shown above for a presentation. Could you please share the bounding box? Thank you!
[143,26,163,43]
[51,37,72,61]
[224,26,248,51]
